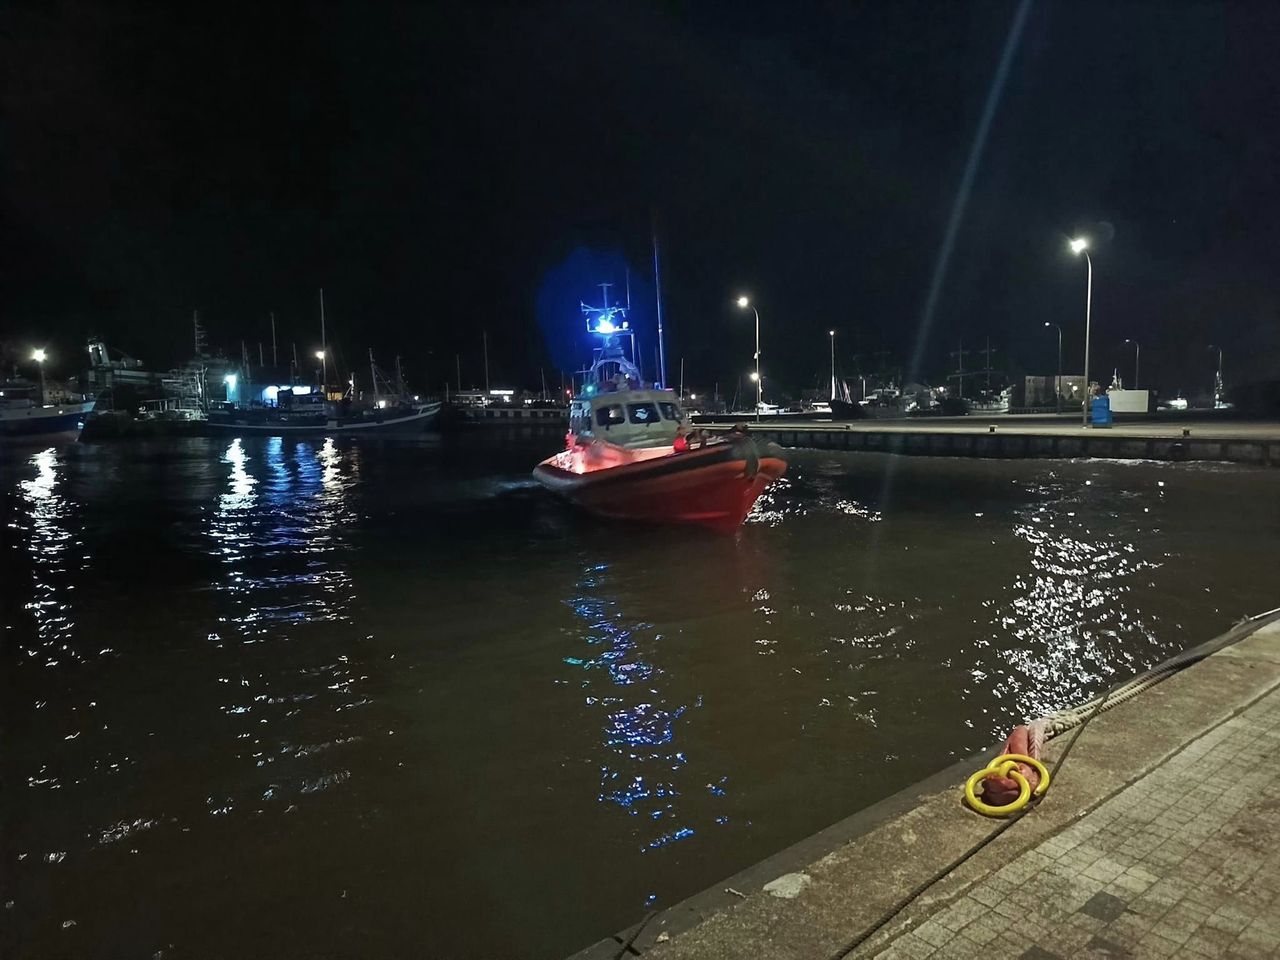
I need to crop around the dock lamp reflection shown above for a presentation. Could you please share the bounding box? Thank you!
[32,348,48,404]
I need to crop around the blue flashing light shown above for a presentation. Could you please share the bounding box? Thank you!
[584,384,596,395]
[595,319,616,335]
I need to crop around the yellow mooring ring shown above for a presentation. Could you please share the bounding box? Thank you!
[963,753,1052,817]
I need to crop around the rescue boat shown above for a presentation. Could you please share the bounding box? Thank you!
[532,286,786,533]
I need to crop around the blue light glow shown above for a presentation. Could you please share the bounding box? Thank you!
[595,319,616,335]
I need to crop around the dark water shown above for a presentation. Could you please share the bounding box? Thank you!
[3,434,1277,959]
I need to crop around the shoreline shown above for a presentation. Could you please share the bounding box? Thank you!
[568,606,1280,959]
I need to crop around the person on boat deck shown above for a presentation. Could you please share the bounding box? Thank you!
[672,426,689,453]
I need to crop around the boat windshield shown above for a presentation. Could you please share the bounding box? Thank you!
[595,404,625,426]
[658,401,681,421]
[626,402,660,425]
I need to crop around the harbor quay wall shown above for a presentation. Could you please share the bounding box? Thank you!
[714,421,1279,467]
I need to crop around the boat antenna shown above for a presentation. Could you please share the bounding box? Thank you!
[652,217,668,390]
[270,312,278,367]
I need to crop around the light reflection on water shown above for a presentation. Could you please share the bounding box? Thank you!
[564,560,723,852]
[12,447,86,664]
[3,439,1277,959]
[209,436,358,636]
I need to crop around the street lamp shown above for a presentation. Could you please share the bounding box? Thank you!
[1068,237,1093,427]
[828,330,836,401]
[1044,322,1062,413]
[315,349,327,389]
[736,296,761,419]
[32,348,47,405]
[1124,338,1140,389]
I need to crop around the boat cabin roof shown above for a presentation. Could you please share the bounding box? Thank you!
[570,387,688,448]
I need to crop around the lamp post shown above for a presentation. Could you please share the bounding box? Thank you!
[1069,237,1093,426]
[1043,322,1062,412]
[32,348,47,405]
[736,295,761,419]
[315,349,327,391]
[1124,338,1140,389]
[828,329,836,400]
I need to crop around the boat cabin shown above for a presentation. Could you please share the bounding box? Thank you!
[569,385,688,449]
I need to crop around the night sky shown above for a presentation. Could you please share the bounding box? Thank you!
[3,1,1279,399]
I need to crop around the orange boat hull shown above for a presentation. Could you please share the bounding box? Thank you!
[533,440,786,533]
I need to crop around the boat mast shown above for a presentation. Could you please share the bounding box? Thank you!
[395,355,405,396]
[652,220,668,390]
[369,348,378,401]
[270,312,278,367]
[483,331,490,394]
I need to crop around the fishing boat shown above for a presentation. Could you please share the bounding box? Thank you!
[0,383,96,444]
[533,285,786,532]
[205,396,441,435]
[205,347,440,436]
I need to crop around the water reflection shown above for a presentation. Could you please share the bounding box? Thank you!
[563,560,723,854]
[13,448,86,664]
[987,472,1163,723]
[209,437,358,637]
[206,437,368,812]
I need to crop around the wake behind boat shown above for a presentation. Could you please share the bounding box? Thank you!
[533,285,785,532]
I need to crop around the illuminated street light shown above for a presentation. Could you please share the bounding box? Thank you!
[1068,237,1093,427]
[828,330,836,402]
[314,349,328,389]
[749,371,760,382]
[32,348,48,404]
[736,295,761,419]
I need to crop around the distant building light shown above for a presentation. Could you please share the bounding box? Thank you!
[488,389,515,396]
[377,399,387,409]
[413,394,420,401]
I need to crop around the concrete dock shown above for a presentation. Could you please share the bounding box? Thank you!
[709,418,1280,467]
[570,610,1280,960]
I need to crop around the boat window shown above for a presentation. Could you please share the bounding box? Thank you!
[596,404,625,426]
[627,402,661,425]
[659,402,682,421]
